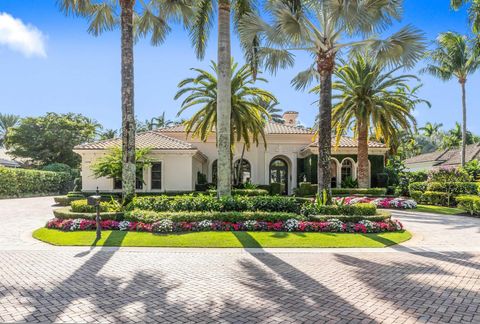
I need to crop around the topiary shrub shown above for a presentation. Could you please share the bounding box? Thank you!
[300,202,377,217]
[408,182,428,193]
[422,191,450,206]
[53,207,124,220]
[456,195,480,216]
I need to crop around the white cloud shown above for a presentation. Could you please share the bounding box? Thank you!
[0,12,46,58]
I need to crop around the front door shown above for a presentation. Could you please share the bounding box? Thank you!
[270,158,288,195]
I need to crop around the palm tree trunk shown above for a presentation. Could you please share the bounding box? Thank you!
[461,81,467,167]
[216,0,232,197]
[316,52,334,203]
[357,119,370,188]
[120,0,136,204]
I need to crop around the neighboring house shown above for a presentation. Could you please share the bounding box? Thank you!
[74,112,389,194]
[0,149,22,168]
[404,143,480,171]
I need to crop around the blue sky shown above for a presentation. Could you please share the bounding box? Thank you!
[0,0,479,134]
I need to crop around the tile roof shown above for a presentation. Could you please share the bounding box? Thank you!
[404,143,480,166]
[303,137,387,149]
[74,131,197,150]
[158,122,314,135]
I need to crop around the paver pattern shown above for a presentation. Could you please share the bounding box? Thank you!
[0,197,479,323]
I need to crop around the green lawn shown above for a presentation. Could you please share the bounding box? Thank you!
[410,205,466,215]
[33,228,411,248]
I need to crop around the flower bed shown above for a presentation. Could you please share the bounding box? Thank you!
[45,218,403,234]
[333,197,417,209]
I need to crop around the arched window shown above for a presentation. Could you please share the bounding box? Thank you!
[211,160,218,184]
[233,159,251,184]
[341,159,354,183]
[270,158,288,195]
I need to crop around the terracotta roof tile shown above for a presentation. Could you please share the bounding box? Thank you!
[158,122,315,135]
[404,143,480,166]
[74,132,196,150]
[304,137,387,149]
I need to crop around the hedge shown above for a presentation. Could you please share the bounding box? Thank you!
[294,182,387,197]
[421,191,450,206]
[409,182,480,206]
[53,207,124,220]
[308,212,391,223]
[300,203,377,217]
[125,210,304,223]
[207,188,269,196]
[54,195,84,206]
[70,200,112,213]
[409,182,428,193]
[0,167,71,198]
[456,195,480,216]
[131,195,301,213]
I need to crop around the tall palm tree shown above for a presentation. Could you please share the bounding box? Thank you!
[99,128,118,140]
[422,32,480,166]
[175,61,274,185]
[420,122,443,138]
[150,112,174,129]
[240,0,425,201]
[324,55,427,188]
[59,0,192,203]
[451,0,480,33]
[190,0,259,197]
[0,113,20,148]
[253,97,284,123]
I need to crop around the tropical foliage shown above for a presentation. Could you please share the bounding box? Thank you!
[0,113,20,148]
[451,0,480,33]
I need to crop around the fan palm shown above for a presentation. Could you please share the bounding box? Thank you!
[175,61,274,185]
[239,0,425,200]
[0,113,20,148]
[190,0,260,197]
[323,55,427,188]
[59,0,193,203]
[422,32,480,166]
[451,0,480,33]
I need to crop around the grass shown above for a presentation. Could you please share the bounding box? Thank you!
[410,205,466,215]
[33,228,411,248]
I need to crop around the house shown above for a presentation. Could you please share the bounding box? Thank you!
[0,149,22,168]
[404,143,480,171]
[74,112,389,194]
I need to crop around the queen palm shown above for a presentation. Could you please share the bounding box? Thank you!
[324,55,426,188]
[190,0,260,197]
[422,32,480,166]
[0,113,20,148]
[420,122,443,138]
[175,61,274,184]
[253,97,284,123]
[59,0,192,203]
[451,0,480,33]
[240,0,425,200]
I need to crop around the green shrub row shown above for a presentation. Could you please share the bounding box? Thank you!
[54,195,84,206]
[308,212,391,223]
[456,195,480,216]
[294,182,387,197]
[70,199,121,213]
[125,210,304,223]
[300,203,377,217]
[207,189,269,196]
[409,181,479,195]
[53,207,124,220]
[131,195,301,213]
[0,167,72,198]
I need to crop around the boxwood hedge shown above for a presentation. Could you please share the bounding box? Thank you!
[53,207,124,220]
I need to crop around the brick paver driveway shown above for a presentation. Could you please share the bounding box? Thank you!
[0,197,479,323]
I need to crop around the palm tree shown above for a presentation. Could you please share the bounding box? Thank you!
[59,0,192,203]
[420,122,443,138]
[175,61,274,185]
[99,129,118,140]
[0,113,20,148]
[150,112,174,129]
[253,97,284,123]
[325,55,426,188]
[451,0,480,33]
[190,0,259,197]
[422,32,480,166]
[240,1,425,201]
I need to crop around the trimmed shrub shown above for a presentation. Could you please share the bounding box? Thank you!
[131,195,300,213]
[422,191,449,206]
[309,212,391,223]
[207,188,269,196]
[53,207,124,220]
[410,191,423,203]
[300,202,377,217]
[426,182,479,196]
[54,195,84,206]
[294,182,317,197]
[456,195,480,216]
[0,167,71,198]
[428,167,471,183]
[70,200,111,213]
[408,182,428,193]
[331,188,387,196]
[270,182,285,195]
[125,210,304,223]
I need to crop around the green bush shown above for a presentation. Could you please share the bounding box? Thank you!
[70,200,111,213]
[456,195,480,215]
[53,207,124,220]
[426,182,479,195]
[0,167,71,198]
[396,171,428,196]
[409,182,428,193]
[422,191,450,206]
[294,182,317,197]
[301,202,377,217]
[54,195,84,206]
[309,212,391,223]
[428,167,471,183]
[331,188,387,196]
[270,182,285,195]
[410,190,423,203]
[207,188,269,196]
[125,210,304,224]
[131,195,300,213]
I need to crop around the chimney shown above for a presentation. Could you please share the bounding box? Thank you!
[282,111,299,126]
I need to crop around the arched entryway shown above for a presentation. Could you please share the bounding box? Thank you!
[270,157,289,195]
[233,159,251,185]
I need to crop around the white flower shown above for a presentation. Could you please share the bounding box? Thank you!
[243,220,258,231]
[152,219,173,233]
[118,221,131,231]
[198,220,213,230]
[283,219,299,232]
[328,219,344,232]
[70,219,82,231]
[358,220,377,232]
